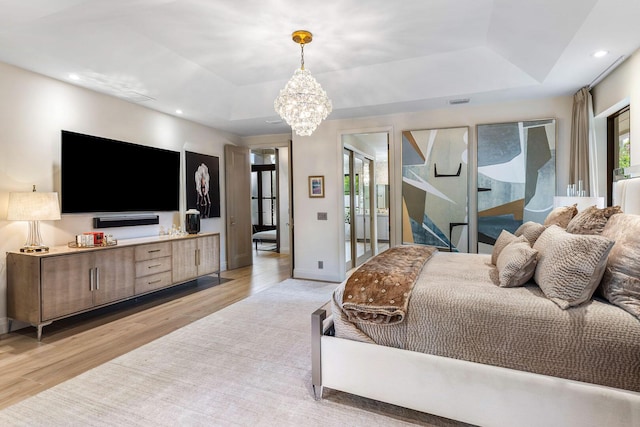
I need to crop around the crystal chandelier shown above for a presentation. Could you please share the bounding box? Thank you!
[274,30,332,137]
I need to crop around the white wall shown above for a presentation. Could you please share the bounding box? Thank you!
[291,96,574,282]
[592,49,640,166]
[277,147,291,254]
[0,62,240,333]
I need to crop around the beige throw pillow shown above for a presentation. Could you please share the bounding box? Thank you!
[496,241,538,287]
[566,205,622,235]
[514,221,546,246]
[600,213,640,320]
[543,204,578,228]
[491,230,529,265]
[533,225,614,309]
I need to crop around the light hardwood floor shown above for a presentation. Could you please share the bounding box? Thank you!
[0,250,291,410]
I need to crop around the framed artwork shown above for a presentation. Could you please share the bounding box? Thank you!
[309,176,325,198]
[401,127,469,252]
[185,151,221,218]
[476,119,556,253]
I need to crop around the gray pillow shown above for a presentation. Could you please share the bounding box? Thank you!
[514,221,546,246]
[491,230,529,265]
[600,213,640,320]
[533,225,614,309]
[496,241,538,288]
[566,205,622,235]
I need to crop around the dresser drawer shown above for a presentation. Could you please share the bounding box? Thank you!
[135,242,171,261]
[135,271,173,294]
[135,256,172,278]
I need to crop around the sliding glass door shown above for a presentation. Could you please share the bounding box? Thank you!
[344,148,374,270]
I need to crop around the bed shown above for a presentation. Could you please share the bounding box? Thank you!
[252,228,277,251]
[312,177,640,427]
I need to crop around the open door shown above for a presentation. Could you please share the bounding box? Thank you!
[225,144,252,269]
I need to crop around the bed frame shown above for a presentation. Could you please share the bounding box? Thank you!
[311,174,640,426]
[312,309,640,426]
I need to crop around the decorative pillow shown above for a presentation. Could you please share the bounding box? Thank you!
[566,205,622,235]
[491,230,529,265]
[496,241,538,287]
[533,225,614,309]
[599,213,640,320]
[543,204,578,228]
[514,221,546,246]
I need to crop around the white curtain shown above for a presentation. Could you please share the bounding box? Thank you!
[570,87,597,196]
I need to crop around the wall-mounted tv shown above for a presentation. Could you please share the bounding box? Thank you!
[61,130,180,214]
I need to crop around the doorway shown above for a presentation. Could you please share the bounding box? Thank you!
[250,147,292,264]
[342,131,390,271]
[251,162,277,251]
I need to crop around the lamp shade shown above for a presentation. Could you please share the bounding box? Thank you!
[7,191,61,221]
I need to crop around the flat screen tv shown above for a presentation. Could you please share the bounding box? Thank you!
[61,130,180,214]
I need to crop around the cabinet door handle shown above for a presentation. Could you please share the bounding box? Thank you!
[148,279,162,285]
[89,268,94,291]
[148,249,161,253]
[95,267,100,290]
[148,264,162,269]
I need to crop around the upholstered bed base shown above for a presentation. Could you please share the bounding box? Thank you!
[312,308,640,427]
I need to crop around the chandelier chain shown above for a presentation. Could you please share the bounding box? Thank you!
[300,44,305,70]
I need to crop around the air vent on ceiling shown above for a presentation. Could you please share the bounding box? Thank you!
[449,98,470,105]
[118,91,156,103]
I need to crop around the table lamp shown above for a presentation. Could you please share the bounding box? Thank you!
[7,185,61,253]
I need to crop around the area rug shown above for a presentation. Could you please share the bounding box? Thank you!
[0,279,469,427]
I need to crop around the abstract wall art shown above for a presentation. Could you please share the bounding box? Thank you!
[476,119,556,252]
[402,127,469,252]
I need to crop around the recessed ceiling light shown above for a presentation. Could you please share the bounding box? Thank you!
[69,73,80,80]
[593,50,609,58]
[265,119,283,125]
[176,109,183,115]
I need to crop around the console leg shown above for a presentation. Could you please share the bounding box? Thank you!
[36,322,52,342]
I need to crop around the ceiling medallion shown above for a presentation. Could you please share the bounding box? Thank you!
[274,30,332,137]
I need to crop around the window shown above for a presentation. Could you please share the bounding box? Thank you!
[607,106,630,205]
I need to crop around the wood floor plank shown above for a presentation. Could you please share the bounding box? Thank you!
[0,251,291,410]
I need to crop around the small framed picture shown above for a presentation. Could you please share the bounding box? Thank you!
[309,175,325,198]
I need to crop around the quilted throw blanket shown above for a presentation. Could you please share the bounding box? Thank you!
[342,245,437,325]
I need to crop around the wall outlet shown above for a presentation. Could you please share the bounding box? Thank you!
[318,261,324,269]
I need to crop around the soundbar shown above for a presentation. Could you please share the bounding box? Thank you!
[93,214,160,229]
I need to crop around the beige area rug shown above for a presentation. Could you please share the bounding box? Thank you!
[0,279,471,427]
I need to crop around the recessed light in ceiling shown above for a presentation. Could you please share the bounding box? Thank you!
[69,73,80,80]
[176,109,183,115]
[265,119,283,125]
[593,50,609,58]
